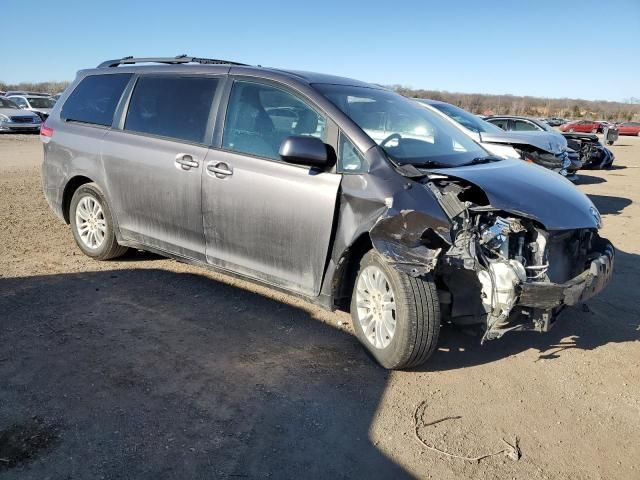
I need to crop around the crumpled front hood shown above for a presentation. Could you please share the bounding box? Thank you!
[480,130,567,155]
[431,159,600,230]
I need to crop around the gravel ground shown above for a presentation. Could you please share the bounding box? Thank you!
[0,133,639,479]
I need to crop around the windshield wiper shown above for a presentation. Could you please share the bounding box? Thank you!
[459,156,502,166]
[408,159,454,168]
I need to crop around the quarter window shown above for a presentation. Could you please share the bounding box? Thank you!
[61,74,132,126]
[223,81,326,160]
[125,76,220,144]
[339,133,367,173]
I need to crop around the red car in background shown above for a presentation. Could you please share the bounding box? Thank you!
[616,122,640,136]
[560,120,607,133]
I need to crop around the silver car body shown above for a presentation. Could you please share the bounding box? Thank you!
[0,98,42,132]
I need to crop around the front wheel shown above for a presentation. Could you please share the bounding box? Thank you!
[350,250,440,370]
[69,183,128,260]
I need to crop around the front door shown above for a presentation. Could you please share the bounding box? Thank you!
[102,74,222,260]
[202,80,341,296]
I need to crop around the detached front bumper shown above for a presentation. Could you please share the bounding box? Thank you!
[518,240,614,310]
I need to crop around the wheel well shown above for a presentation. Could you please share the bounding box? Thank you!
[62,176,93,223]
[332,233,372,312]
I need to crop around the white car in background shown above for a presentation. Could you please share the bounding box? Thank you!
[414,99,574,178]
[6,94,56,120]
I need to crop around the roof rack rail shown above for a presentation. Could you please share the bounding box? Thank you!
[97,55,248,68]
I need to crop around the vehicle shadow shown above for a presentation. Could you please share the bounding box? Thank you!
[574,174,606,185]
[418,248,640,372]
[0,269,409,479]
[116,248,165,262]
[587,194,632,215]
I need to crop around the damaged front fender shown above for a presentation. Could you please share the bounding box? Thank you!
[369,209,449,276]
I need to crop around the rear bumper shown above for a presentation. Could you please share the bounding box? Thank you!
[518,240,614,310]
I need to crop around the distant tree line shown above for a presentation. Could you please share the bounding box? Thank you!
[2,79,638,122]
[1,80,70,95]
[391,85,640,122]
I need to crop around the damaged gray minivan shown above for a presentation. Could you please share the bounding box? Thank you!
[41,56,614,369]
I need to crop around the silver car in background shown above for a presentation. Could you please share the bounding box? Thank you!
[0,97,42,132]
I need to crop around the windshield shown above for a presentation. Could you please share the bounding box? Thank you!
[313,84,488,167]
[419,101,505,135]
[0,98,19,108]
[26,97,55,108]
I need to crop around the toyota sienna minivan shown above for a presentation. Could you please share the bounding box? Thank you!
[41,56,614,369]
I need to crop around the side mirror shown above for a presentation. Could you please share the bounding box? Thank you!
[279,135,334,168]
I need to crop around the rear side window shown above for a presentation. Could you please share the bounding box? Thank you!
[125,76,220,144]
[61,74,132,126]
[513,120,538,131]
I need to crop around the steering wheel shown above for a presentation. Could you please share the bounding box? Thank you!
[380,133,402,148]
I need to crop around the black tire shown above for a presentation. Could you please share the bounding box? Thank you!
[350,250,440,370]
[69,183,128,260]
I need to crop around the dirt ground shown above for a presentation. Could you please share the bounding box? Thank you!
[0,132,638,480]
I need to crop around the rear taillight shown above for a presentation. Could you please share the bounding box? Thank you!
[40,123,54,138]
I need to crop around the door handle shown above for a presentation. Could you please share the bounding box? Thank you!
[206,162,233,178]
[175,153,199,170]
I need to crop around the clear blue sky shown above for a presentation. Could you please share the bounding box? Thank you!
[2,0,638,102]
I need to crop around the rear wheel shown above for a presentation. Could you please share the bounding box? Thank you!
[69,183,128,260]
[568,128,574,133]
[350,250,440,370]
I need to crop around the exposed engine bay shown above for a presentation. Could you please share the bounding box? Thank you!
[371,173,615,342]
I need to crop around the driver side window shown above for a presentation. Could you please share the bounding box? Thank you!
[222,81,326,161]
[490,119,509,130]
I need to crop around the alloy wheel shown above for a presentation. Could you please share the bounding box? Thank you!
[75,195,106,249]
[355,266,397,349]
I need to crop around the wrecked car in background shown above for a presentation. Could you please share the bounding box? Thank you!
[42,56,614,370]
[414,99,580,180]
[617,122,640,136]
[563,133,615,170]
